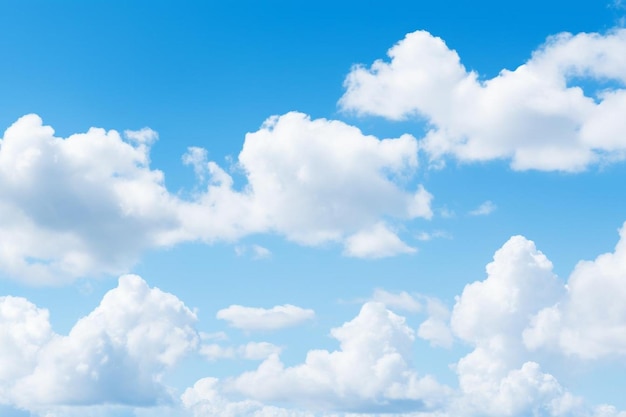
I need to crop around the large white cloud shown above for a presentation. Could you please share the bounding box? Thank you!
[225,302,450,414]
[447,235,579,417]
[0,275,198,413]
[340,29,626,171]
[0,112,431,284]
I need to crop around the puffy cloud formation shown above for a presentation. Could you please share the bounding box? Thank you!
[0,112,431,284]
[0,275,198,412]
[2,239,626,417]
[340,29,626,171]
[216,304,315,332]
[524,222,626,359]
[236,113,430,244]
[225,302,450,413]
[448,235,576,416]
[0,115,177,284]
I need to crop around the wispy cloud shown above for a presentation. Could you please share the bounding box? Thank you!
[469,200,497,216]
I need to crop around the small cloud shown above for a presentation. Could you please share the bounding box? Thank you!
[371,289,421,313]
[417,297,454,349]
[343,223,416,259]
[416,230,452,241]
[469,200,496,216]
[124,127,158,144]
[439,206,456,218]
[216,304,315,331]
[251,245,271,260]
[234,244,272,260]
[199,344,236,361]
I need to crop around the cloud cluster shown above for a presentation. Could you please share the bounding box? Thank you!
[340,29,626,171]
[0,112,431,284]
[0,275,198,413]
[183,226,626,417]
[3,227,626,417]
[448,235,576,416]
[204,302,450,414]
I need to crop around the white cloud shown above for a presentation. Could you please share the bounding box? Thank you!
[235,245,272,260]
[523,222,626,359]
[0,275,198,412]
[216,304,315,331]
[451,235,563,345]
[468,201,496,216]
[343,222,418,259]
[187,229,626,417]
[200,342,282,362]
[447,235,585,416]
[251,245,271,259]
[226,302,450,413]
[417,298,453,349]
[0,296,53,404]
[236,112,431,247]
[0,115,181,284]
[340,29,626,171]
[182,377,319,417]
[0,112,431,284]
[415,230,451,241]
[371,289,422,313]
[200,344,237,361]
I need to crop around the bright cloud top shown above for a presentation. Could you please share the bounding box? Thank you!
[0,275,198,413]
[340,29,626,171]
[216,304,315,331]
[224,302,450,413]
[0,112,432,284]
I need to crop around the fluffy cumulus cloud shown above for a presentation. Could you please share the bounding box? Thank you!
[0,115,179,285]
[0,275,198,414]
[216,304,315,331]
[340,29,626,171]
[448,236,577,416]
[0,112,431,284]
[3,242,626,416]
[224,302,450,414]
[523,222,626,359]
[444,228,626,417]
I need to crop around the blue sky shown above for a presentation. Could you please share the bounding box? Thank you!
[1,1,626,416]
